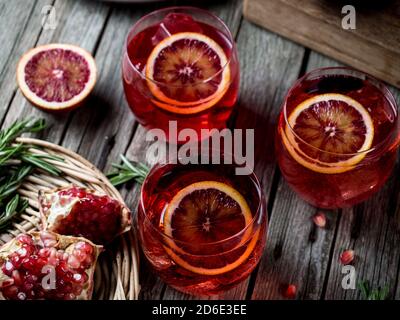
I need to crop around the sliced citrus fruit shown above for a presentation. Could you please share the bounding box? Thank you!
[282,93,374,174]
[162,181,258,276]
[145,32,230,114]
[17,44,97,112]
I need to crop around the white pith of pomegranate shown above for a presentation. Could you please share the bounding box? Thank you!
[39,186,131,245]
[0,231,101,300]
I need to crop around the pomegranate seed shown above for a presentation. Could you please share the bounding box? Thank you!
[0,279,14,288]
[39,248,50,258]
[312,212,326,228]
[4,261,14,273]
[16,247,28,258]
[75,241,94,254]
[67,255,80,269]
[23,282,34,292]
[10,253,22,268]
[16,234,33,245]
[3,285,18,298]
[40,231,58,247]
[17,292,27,300]
[0,232,98,300]
[283,284,297,299]
[12,270,22,286]
[340,250,355,265]
[39,186,130,245]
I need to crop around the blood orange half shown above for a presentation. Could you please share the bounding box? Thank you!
[145,32,230,115]
[17,44,97,112]
[162,181,258,276]
[282,93,374,174]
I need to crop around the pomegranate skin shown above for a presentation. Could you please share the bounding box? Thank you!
[0,231,102,300]
[39,186,131,245]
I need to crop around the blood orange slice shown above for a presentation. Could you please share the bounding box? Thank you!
[17,44,97,112]
[145,32,230,114]
[282,93,374,174]
[162,181,258,276]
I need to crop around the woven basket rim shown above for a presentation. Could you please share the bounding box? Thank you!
[1,137,140,300]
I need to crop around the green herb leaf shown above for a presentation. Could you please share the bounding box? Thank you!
[0,118,62,230]
[107,155,149,186]
[358,281,390,300]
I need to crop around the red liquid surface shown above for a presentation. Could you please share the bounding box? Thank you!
[276,74,399,208]
[123,14,239,139]
[138,163,266,295]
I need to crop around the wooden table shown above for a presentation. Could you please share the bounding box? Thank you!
[1,0,399,300]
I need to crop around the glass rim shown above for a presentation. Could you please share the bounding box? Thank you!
[283,66,399,157]
[139,158,264,249]
[123,6,235,88]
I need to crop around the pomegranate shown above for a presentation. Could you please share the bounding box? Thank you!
[0,231,101,300]
[39,186,131,245]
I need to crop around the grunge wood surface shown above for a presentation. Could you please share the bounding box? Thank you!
[243,0,400,89]
[1,0,400,300]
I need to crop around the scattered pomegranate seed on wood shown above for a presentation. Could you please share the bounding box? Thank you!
[312,212,326,228]
[340,250,355,265]
[283,284,297,299]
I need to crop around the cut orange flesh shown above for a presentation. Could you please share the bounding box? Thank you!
[146,32,230,115]
[17,44,97,112]
[282,93,374,174]
[162,181,257,275]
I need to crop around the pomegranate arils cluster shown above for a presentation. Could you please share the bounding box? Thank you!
[39,186,131,245]
[0,231,101,300]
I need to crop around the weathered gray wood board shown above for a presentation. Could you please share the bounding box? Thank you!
[1,0,399,300]
[243,0,400,89]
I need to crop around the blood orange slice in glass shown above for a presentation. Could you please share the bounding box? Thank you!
[17,44,97,112]
[145,32,230,114]
[162,181,258,276]
[282,93,374,174]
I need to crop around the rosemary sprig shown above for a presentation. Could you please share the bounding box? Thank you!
[0,118,62,230]
[358,281,390,300]
[107,155,149,186]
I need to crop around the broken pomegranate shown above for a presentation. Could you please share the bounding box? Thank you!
[0,231,101,300]
[39,186,131,245]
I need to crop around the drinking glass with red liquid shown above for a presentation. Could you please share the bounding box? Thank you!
[276,67,400,209]
[138,155,267,295]
[122,7,239,139]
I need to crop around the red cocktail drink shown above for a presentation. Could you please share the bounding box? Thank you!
[276,67,399,208]
[123,7,239,139]
[138,158,266,295]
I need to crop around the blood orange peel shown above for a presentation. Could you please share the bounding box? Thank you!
[145,32,230,115]
[162,181,258,276]
[282,93,374,174]
[17,44,97,112]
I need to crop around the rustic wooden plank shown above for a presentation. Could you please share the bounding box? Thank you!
[0,0,53,123]
[160,1,256,301]
[324,89,400,300]
[161,18,306,300]
[1,0,111,143]
[60,5,150,171]
[111,0,246,300]
[243,0,400,89]
[122,126,166,300]
[251,52,343,300]
[302,52,400,300]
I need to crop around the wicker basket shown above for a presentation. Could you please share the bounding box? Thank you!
[0,137,140,300]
